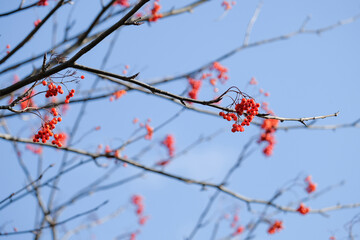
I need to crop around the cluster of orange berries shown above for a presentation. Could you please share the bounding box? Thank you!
[43,81,75,103]
[51,133,66,147]
[162,134,175,157]
[227,212,245,236]
[34,19,42,27]
[32,108,64,147]
[305,175,317,193]
[113,0,130,7]
[20,89,36,110]
[211,62,229,83]
[26,144,43,155]
[5,44,10,54]
[221,0,236,10]
[149,0,163,22]
[131,195,149,226]
[188,77,202,100]
[219,98,260,133]
[110,89,126,101]
[65,89,75,104]
[44,81,64,97]
[145,124,153,140]
[156,134,176,166]
[267,220,283,234]
[258,118,278,156]
[296,203,310,215]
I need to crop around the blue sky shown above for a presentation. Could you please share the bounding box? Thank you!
[0,0,360,239]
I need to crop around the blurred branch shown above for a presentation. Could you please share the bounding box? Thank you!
[0,164,54,205]
[0,0,149,98]
[187,137,256,240]
[0,2,38,17]
[0,133,359,215]
[147,14,360,85]
[60,206,124,240]
[0,158,94,211]
[0,200,109,236]
[243,1,263,46]
[0,0,68,65]
[72,63,340,124]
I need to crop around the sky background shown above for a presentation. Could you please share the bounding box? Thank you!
[0,0,360,239]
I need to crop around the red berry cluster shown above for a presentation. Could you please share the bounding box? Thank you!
[5,44,10,54]
[304,175,317,194]
[34,19,42,27]
[37,0,49,6]
[131,195,149,226]
[188,77,202,100]
[65,89,75,104]
[267,220,283,234]
[228,212,245,236]
[144,123,153,140]
[43,81,75,103]
[32,108,64,147]
[44,82,64,97]
[258,118,278,156]
[110,89,126,101]
[296,203,310,215]
[20,89,36,110]
[221,0,236,10]
[162,134,175,157]
[257,102,278,156]
[219,98,260,133]
[149,0,163,22]
[51,133,66,148]
[113,0,130,7]
[211,62,229,84]
[26,144,43,155]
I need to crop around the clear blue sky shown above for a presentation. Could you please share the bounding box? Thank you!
[0,0,359,239]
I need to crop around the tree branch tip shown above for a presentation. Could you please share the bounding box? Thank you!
[180,99,187,106]
[130,72,140,79]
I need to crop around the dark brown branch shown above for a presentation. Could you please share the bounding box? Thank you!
[0,0,148,98]
[72,63,339,124]
[0,0,67,65]
[0,2,38,17]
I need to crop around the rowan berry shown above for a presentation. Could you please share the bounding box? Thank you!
[113,0,130,7]
[267,220,283,234]
[80,75,85,79]
[144,124,153,140]
[233,226,244,236]
[37,0,49,6]
[297,203,310,215]
[149,1,163,22]
[139,216,149,225]
[188,77,202,100]
[162,134,175,157]
[305,175,317,193]
[34,19,42,27]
